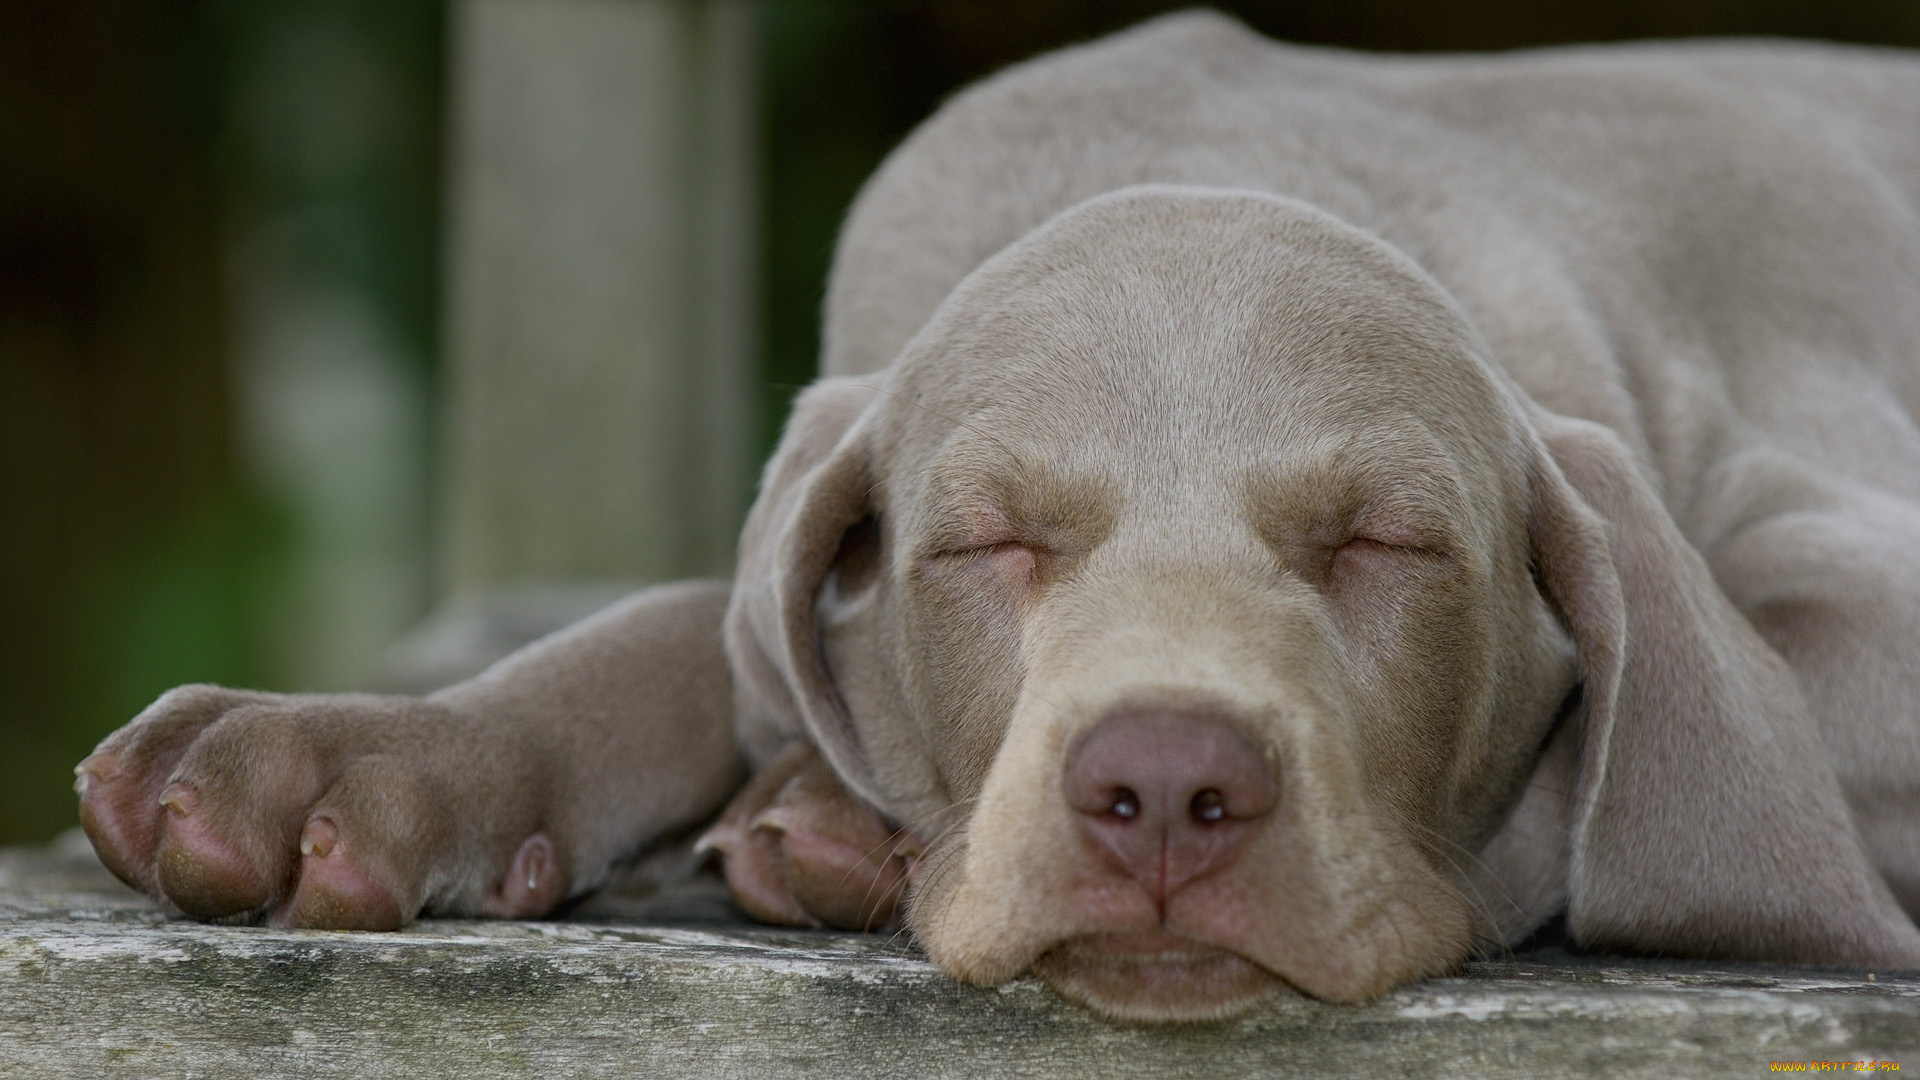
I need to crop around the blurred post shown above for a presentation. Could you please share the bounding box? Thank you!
[440,0,757,598]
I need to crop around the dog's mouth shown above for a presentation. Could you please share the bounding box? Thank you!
[1028,930,1290,1022]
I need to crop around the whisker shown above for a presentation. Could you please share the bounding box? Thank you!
[892,808,978,946]
[1403,821,1519,953]
[828,796,978,940]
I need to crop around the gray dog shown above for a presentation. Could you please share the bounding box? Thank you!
[75,12,1920,1021]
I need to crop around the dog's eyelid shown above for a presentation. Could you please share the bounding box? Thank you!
[928,538,1042,561]
[1340,535,1453,561]
[938,540,1005,559]
[916,514,1023,558]
[1348,500,1458,554]
[919,509,1091,562]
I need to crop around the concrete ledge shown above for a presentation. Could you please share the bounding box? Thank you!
[2,838,1913,1078]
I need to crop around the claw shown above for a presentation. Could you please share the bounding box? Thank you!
[479,832,562,918]
[157,783,195,817]
[748,807,792,835]
[694,820,739,857]
[300,816,340,859]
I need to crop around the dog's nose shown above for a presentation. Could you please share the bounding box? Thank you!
[1063,711,1277,905]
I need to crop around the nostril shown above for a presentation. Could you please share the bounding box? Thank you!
[1064,711,1278,826]
[1064,710,1277,900]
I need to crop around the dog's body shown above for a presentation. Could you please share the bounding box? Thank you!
[76,13,1920,1020]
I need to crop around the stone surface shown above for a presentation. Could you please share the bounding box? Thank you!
[1,835,1914,1078]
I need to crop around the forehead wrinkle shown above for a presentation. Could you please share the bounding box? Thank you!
[1007,304,1479,468]
[953,330,1297,482]
[906,339,1484,538]
[896,228,1312,441]
[914,432,1119,540]
[1240,424,1472,537]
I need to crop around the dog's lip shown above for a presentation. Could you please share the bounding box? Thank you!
[1057,929,1228,962]
[1029,930,1291,1022]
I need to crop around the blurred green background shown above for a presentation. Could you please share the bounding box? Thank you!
[5,0,1920,845]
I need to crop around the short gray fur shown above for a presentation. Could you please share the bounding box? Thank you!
[2,839,1911,1079]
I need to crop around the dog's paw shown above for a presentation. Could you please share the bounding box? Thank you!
[75,684,564,928]
[698,742,918,931]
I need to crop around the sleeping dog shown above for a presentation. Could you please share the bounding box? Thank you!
[76,12,1920,1021]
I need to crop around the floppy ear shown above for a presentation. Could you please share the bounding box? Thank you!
[724,376,893,808]
[1525,410,1920,966]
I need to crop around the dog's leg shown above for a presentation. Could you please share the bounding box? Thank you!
[74,580,744,928]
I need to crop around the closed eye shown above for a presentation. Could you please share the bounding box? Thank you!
[925,540,1045,587]
[940,540,1045,568]
[1340,536,1436,557]
[1328,536,1455,582]
[933,539,1028,559]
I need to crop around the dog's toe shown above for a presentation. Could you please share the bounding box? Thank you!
[152,782,278,918]
[135,703,330,919]
[268,752,440,929]
[76,750,157,891]
[280,814,407,930]
[78,685,278,897]
[478,832,567,918]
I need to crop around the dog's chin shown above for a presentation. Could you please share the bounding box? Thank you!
[1029,931,1290,1022]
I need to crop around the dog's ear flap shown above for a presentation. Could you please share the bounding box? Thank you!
[1525,411,1920,965]
[725,377,891,806]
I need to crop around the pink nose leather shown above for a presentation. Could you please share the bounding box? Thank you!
[1064,711,1277,906]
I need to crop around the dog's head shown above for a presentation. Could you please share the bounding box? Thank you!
[726,187,1916,1019]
